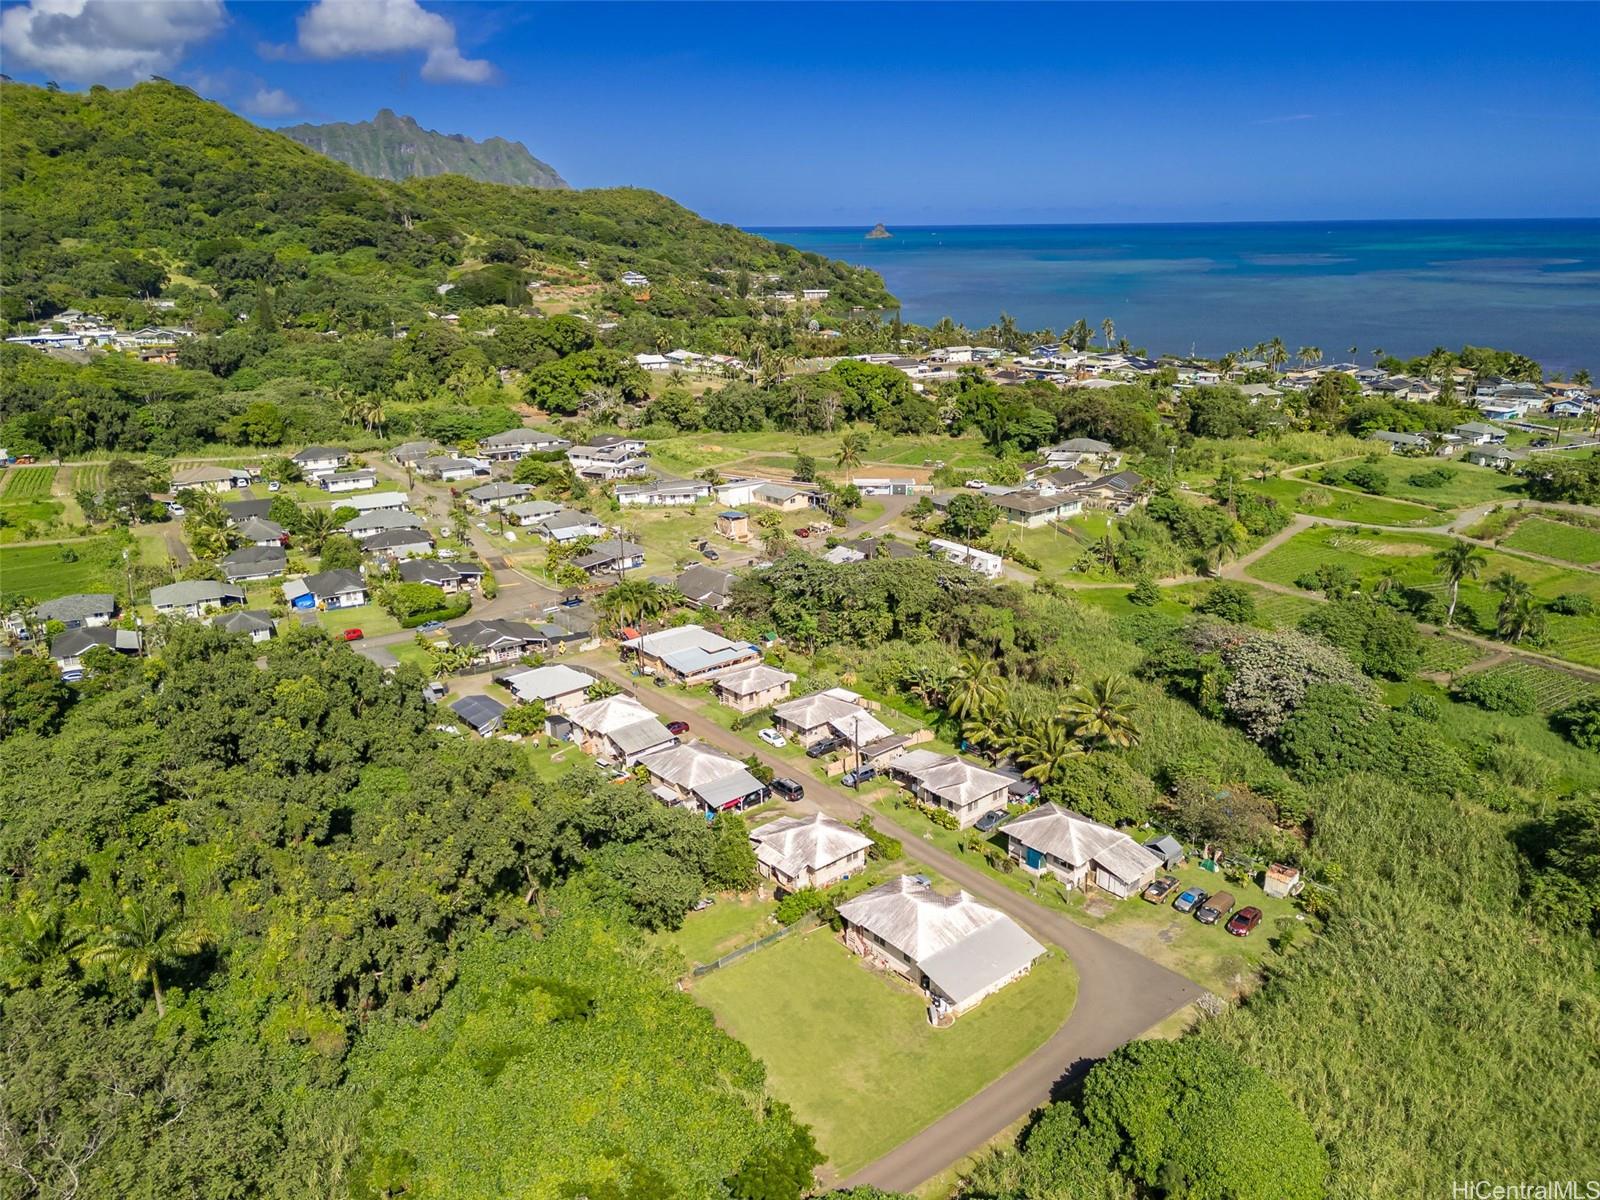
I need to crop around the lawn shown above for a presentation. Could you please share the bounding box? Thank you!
[1244,525,1600,666]
[1247,477,1437,526]
[1311,456,1526,510]
[659,892,780,966]
[615,505,722,572]
[692,926,1076,1178]
[0,538,119,600]
[1500,517,1600,566]
[306,605,403,639]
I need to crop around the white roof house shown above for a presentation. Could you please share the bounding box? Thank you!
[331,491,411,513]
[749,813,873,892]
[562,694,678,764]
[1000,803,1164,899]
[837,876,1046,1016]
[499,664,596,712]
[635,742,767,815]
[622,624,760,683]
[771,688,894,748]
[929,538,1004,579]
[889,749,1013,828]
[709,663,797,712]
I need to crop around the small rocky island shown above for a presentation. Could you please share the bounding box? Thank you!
[866,223,893,239]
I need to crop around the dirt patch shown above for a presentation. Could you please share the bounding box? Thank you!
[1081,896,1117,919]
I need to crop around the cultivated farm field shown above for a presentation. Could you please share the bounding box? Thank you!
[1500,517,1600,566]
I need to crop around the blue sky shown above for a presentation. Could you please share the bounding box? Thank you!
[3,1,1597,225]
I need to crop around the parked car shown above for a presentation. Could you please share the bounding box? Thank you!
[701,547,720,560]
[770,777,805,802]
[167,503,186,517]
[341,628,364,642]
[1142,875,1180,904]
[1531,438,1552,449]
[1226,906,1263,937]
[805,735,845,759]
[965,479,987,489]
[1172,887,1209,914]
[560,596,584,607]
[974,808,1008,833]
[758,728,787,748]
[842,765,878,788]
[667,720,689,736]
[795,527,810,538]
[267,480,281,492]
[417,620,445,632]
[1194,891,1236,925]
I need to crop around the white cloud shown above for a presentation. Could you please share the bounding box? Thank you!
[0,0,226,84]
[295,0,495,83]
[244,86,299,117]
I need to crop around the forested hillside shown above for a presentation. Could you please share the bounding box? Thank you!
[280,108,569,189]
[0,80,891,329]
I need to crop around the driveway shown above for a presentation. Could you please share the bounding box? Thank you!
[576,655,1205,1191]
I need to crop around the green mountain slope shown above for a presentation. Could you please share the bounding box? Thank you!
[0,80,892,327]
[279,107,569,189]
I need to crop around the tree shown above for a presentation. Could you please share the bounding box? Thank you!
[1196,581,1257,623]
[707,813,759,892]
[1432,539,1487,627]
[793,451,817,482]
[835,431,869,480]
[1550,695,1600,751]
[947,651,1003,722]
[1100,317,1115,349]
[298,507,340,554]
[316,533,363,572]
[78,896,210,1017]
[1061,675,1140,749]
[0,653,74,738]
[599,579,673,637]
[942,493,998,543]
[1017,718,1087,784]
[499,699,548,736]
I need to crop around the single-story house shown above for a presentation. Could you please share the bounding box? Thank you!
[221,544,287,582]
[291,446,350,477]
[447,618,542,665]
[477,428,570,462]
[527,507,608,544]
[31,593,116,630]
[397,559,478,593]
[363,527,436,561]
[772,688,893,749]
[342,510,425,539]
[150,580,247,619]
[465,481,534,512]
[573,541,646,577]
[716,511,751,542]
[566,437,649,481]
[1371,430,1432,454]
[222,498,273,524]
[336,491,412,514]
[1466,445,1527,471]
[674,564,737,610]
[234,517,287,546]
[319,469,378,493]
[418,455,481,482]
[1039,438,1121,471]
[505,498,565,528]
[888,749,1013,828]
[282,570,367,611]
[635,742,768,816]
[928,538,1004,579]
[853,477,917,497]
[559,693,678,764]
[837,876,1046,1017]
[212,609,276,643]
[709,663,796,713]
[173,465,252,493]
[391,440,443,465]
[750,813,873,892]
[1072,470,1146,512]
[1452,421,1506,446]
[50,626,142,677]
[449,694,507,736]
[615,478,714,507]
[989,489,1084,528]
[498,664,596,712]
[622,624,760,684]
[1000,803,1165,899]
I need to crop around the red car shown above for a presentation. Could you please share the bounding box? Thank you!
[795,527,810,538]
[342,628,364,642]
[1226,906,1263,937]
[667,720,689,735]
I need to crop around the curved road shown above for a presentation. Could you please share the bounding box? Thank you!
[576,656,1205,1191]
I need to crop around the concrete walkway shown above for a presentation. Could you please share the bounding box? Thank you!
[576,654,1205,1191]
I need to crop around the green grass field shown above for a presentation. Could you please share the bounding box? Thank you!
[691,926,1075,1177]
[659,893,780,966]
[1313,457,1526,510]
[1244,526,1600,665]
[0,466,57,500]
[1414,635,1484,674]
[0,538,120,600]
[1500,517,1600,566]
[1466,662,1597,714]
[1247,477,1438,526]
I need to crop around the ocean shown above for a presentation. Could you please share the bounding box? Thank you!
[750,220,1600,374]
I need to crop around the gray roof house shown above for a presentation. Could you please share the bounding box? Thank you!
[1001,804,1165,900]
[887,748,1013,828]
[150,580,247,618]
[211,609,276,642]
[342,509,425,539]
[31,593,116,629]
[635,742,767,815]
[50,626,142,675]
[465,481,534,510]
[290,446,350,475]
[282,570,367,610]
[708,663,797,713]
[398,559,473,590]
[221,544,287,582]
[391,440,443,465]
[234,516,286,545]
[449,694,507,736]
[477,428,570,461]
[674,564,737,610]
[622,624,760,683]
[573,541,645,576]
[362,527,435,560]
[560,693,678,764]
[1371,430,1431,453]
[223,498,273,524]
[447,618,541,664]
[836,876,1046,1017]
[498,664,596,712]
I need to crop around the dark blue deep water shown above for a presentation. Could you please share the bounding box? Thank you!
[751,221,1600,374]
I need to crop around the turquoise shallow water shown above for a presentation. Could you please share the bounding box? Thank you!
[751,221,1600,373]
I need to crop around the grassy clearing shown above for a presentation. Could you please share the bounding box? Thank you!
[1312,456,1526,509]
[691,926,1075,1178]
[658,893,780,966]
[1246,477,1437,526]
[0,538,119,599]
[306,605,402,639]
[1500,517,1600,565]
[1414,635,1484,674]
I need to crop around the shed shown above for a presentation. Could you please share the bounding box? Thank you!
[1144,835,1185,870]
[449,694,507,736]
[1264,863,1304,899]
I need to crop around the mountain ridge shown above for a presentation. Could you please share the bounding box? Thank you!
[279,107,568,189]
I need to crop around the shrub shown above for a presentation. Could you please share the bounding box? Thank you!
[1551,695,1600,751]
[1298,598,1421,680]
[1294,562,1358,600]
[1128,576,1161,606]
[399,598,471,629]
[1196,581,1257,624]
[1548,593,1594,616]
[1452,670,1537,715]
[854,815,903,861]
[1406,466,1455,489]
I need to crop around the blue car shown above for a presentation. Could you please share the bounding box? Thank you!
[1172,887,1208,914]
[418,620,445,633]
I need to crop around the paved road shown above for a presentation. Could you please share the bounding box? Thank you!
[577,655,1205,1191]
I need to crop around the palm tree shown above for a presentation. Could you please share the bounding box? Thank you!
[1297,346,1322,369]
[946,652,1003,722]
[1266,336,1289,376]
[1372,565,1403,596]
[1100,317,1116,349]
[1432,539,1488,627]
[836,431,868,481]
[1206,521,1245,574]
[1061,675,1141,749]
[1497,593,1546,644]
[1017,718,1087,784]
[997,312,1021,351]
[78,897,210,1017]
[598,579,672,637]
[298,507,338,554]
